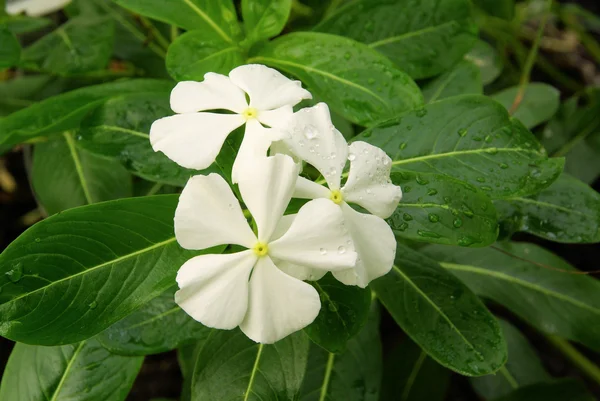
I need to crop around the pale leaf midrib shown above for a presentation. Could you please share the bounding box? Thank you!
[64,132,93,204]
[243,344,264,401]
[369,21,459,48]
[392,147,540,166]
[49,342,86,401]
[181,0,232,43]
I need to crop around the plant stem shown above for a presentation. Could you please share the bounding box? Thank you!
[139,16,170,51]
[546,335,600,385]
[170,25,179,42]
[552,122,598,157]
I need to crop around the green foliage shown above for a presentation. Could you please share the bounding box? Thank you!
[465,39,503,85]
[0,26,20,69]
[492,83,561,129]
[422,60,483,103]
[496,380,595,401]
[242,0,291,44]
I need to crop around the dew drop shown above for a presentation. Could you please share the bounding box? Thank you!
[337,246,346,254]
[453,218,463,228]
[89,301,98,310]
[319,248,327,255]
[428,213,440,223]
[416,108,427,117]
[304,125,318,140]
[403,213,413,221]
[499,163,508,169]
[417,230,441,239]
[415,175,429,185]
[399,142,407,150]
[427,189,438,196]
[344,52,351,60]
[348,153,356,161]
[5,263,23,283]
[457,128,467,137]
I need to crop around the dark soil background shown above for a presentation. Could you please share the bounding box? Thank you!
[1,1,600,400]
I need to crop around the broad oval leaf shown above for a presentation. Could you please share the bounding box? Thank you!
[371,243,507,376]
[427,242,600,352]
[422,60,482,103]
[495,173,600,243]
[0,195,214,345]
[389,171,498,247]
[491,83,560,129]
[0,338,143,401]
[0,26,20,69]
[496,380,594,401]
[304,273,371,353]
[32,133,132,215]
[251,32,423,126]
[464,39,503,85]
[0,79,173,154]
[191,329,309,401]
[0,75,54,117]
[315,0,478,79]
[242,0,292,43]
[98,286,211,356]
[362,95,564,199]
[0,15,52,34]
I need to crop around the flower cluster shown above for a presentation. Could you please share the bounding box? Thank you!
[150,65,402,344]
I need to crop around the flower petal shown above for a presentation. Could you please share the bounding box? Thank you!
[170,74,248,114]
[333,203,396,288]
[150,112,245,170]
[269,198,357,269]
[239,256,320,343]
[175,251,256,330]
[281,103,348,190]
[6,0,70,16]
[175,174,256,249]
[342,141,403,218]
[229,64,311,110]
[237,153,299,241]
[294,176,330,200]
[258,105,293,129]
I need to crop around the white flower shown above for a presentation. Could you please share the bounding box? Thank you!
[6,0,71,16]
[276,103,402,288]
[150,64,312,183]
[173,154,357,344]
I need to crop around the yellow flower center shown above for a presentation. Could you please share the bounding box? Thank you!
[242,107,258,120]
[329,189,343,204]
[252,242,269,257]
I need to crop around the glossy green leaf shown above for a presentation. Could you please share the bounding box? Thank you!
[372,243,506,376]
[427,242,600,352]
[0,338,143,401]
[0,195,214,345]
[464,39,503,85]
[422,60,482,103]
[298,305,382,401]
[0,79,173,154]
[98,286,210,356]
[166,29,245,81]
[191,329,309,401]
[494,173,600,243]
[0,15,52,34]
[389,172,498,247]
[113,0,241,42]
[491,83,560,129]
[362,95,564,199]
[78,93,197,186]
[315,0,478,79]
[0,75,53,116]
[304,273,371,353]
[473,0,515,20]
[496,380,594,401]
[32,132,132,215]
[0,26,20,69]
[21,16,114,75]
[470,319,551,400]
[251,32,423,126]
[242,0,291,43]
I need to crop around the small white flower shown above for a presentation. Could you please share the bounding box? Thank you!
[276,103,403,288]
[150,64,312,183]
[6,0,71,16]
[173,154,357,344]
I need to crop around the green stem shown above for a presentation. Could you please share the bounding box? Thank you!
[170,25,179,42]
[145,182,163,196]
[292,0,313,18]
[546,335,600,385]
[552,122,599,157]
[139,16,170,51]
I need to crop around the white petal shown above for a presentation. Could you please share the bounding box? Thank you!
[258,105,293,129]
[294,176,330,200]
[6,0,70,16]
[170,74,248,114]
[229,64,311,110]
[175,174,256,249]
[333,203,396,288]
[150,113,245,170]
[175,251,256,330]
[277,259,328,282]
[281,103,348,190]
[342,141,403,219]
[269,198,357,270]
[237,153,299,241]
[239,256,320,343]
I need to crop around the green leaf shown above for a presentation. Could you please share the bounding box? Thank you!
[494,173,600,243]
[0,338,143,401]
[21,16,115,75]
[474,0,515,20]
[491,83,560,129]
[464,39,503,85]
[78,93,197,186]
[362,95,564,199]
[298,304,382,401]
[427,242,600,352]
[0,15,52,34]
[422,60,482,103]
[0,79,173,154]
[495,380,594,401]
[113,0,241,42]
[470,319,551,400]
[251,32,423,126]
[98,286,210,356]
[371,243,507,376]
[32,132,132,215]
[0,195,216,345]
[191,330,309,401]
[315,0,478,79]
[166,29,245,81]
[389,172,498,246]
[242,0,292,43]
[304,273,371,353]
[0,75,53,116]
[381,337,450,401]
[0,26,20,69]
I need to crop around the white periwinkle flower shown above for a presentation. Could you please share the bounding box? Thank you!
[150,64,312,183]
[6,0,71,16]
[277,103,403,288]
[173,154,357,343]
